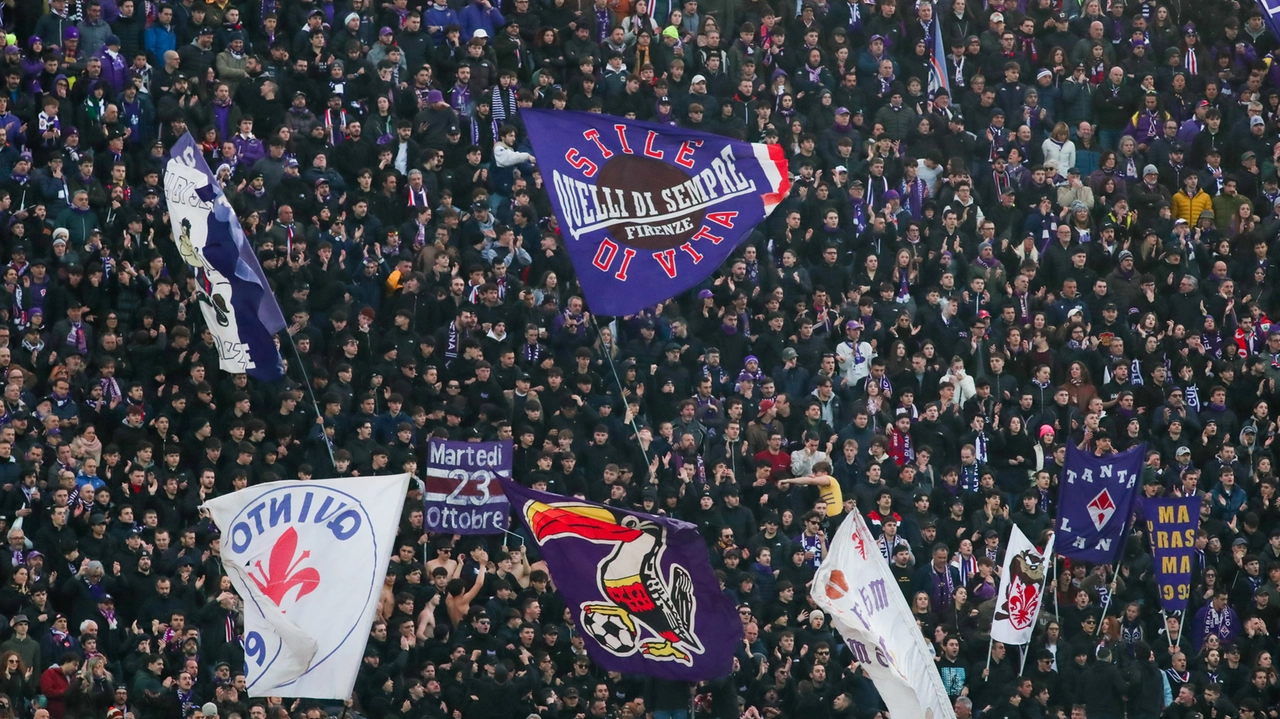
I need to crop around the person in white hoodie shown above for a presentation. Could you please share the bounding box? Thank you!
[491,125,535,207]
[493,125,535,170]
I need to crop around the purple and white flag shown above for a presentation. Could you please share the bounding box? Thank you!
[164,133,287,380]
[424,439,510,534]
[523,109,790,316]
[501,478,741,680]
[1055,443,1145,563]
[813,513,957,719]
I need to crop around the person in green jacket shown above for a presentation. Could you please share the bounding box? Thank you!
[52,191,101,250]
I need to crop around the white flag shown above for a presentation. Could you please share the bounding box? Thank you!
[204,474,411,699]
[990,526,1055,646]
[813,514,956,719]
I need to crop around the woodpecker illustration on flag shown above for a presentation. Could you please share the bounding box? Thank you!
[502,480,739,680]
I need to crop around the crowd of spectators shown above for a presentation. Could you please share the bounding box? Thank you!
[0,0,1280,716]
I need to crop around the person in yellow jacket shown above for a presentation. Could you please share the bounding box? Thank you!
[1171,173,1213,226]
[778,461,843,518]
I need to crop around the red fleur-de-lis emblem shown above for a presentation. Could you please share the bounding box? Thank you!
[1005,577,1039,630]
[850,531,867,560]
[248,527,321,608]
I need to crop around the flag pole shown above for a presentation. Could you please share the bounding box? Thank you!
[1095,571,1117,638]
[1093,444,1143,637]
[1025,536,1056,665]
[1018,644,1029,675]
[591,315,651,471]
[288,334,336,469]
[1052,556,1059,620]
[985,635,994,672]
[1161,610,1175,648]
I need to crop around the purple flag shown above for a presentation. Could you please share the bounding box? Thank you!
[424,439,510,534]
[500,479,741,680]
[164,133,287,381]
[522,109,790,316]
[1143,496,1200,614]
[1054,443,1145,563]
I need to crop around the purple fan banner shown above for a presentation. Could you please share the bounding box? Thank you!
[522,109,790,316]
[1144,496,1201,614]
[500,478,740,680]
[1054,443,1145,563]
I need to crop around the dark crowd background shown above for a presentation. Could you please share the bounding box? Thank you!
[4,0,1280,716]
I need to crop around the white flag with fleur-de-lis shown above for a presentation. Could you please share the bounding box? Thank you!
[204,474,411,698]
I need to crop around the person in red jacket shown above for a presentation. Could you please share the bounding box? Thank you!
[38,652,80,719]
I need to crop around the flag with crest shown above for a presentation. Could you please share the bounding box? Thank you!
[991,525,1054,645]
[204,474,410,698]
[1054,444,1145,563]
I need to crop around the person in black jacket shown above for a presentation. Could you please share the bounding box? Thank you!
[1126,643,1166,719]
[1083,646,1130,719]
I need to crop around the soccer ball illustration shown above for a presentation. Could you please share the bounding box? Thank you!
[582,607,639,654]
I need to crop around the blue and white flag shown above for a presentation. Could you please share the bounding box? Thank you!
[164,134,287,381]
[204,473,412,698]
[1054,443,1145,563]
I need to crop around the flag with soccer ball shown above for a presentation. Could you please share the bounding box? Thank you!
[499,479,741,680]
[1054,443,1145,563]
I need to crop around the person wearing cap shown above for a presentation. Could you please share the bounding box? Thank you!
[680,72,715,115]
[1176,97,1211,148]
[213,31,250,95]
[459,0,504,43]
[330,11,367,52]
[873,86,914,141]
[858,33,895,81]
[0,613,36,669]
[835,320,872,385]
[94,33,130,95]
[367,25,400,68]
[1130,163,1172,216]
[176,20,216,76]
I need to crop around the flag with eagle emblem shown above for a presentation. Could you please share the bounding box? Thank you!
[500,479,740,680]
